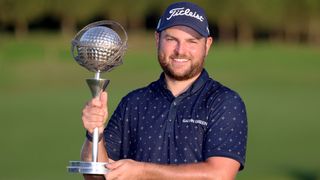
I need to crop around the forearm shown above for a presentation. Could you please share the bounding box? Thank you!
[81,139,109,180]
[140,158,238,180]
[141,162,213,180]
[81,138,109,162]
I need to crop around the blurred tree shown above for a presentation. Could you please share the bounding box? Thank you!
[0,0,45,37]
[126,0,153,30]
[99,0,153,31]
[0,0,319,46]
[233,0,262,44]
[306,0,320,45]
[252,0,286,42]
[204,0,236,43]
[205,0,261,44]
[48,0,103,36]
[281,0,309,43]
[98,1,127,28]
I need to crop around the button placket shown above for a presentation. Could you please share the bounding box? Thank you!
[166,95,187,133]
[166,99,179,133]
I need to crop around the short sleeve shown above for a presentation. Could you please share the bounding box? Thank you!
[203,90,248,170]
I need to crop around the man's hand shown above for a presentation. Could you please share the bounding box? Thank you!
[82,91,108,134]
[103,157,239,180]
[105,159,145,180]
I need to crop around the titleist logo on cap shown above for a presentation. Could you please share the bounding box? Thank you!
[166,7,204,22]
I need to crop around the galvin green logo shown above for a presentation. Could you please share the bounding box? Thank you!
[182,119,207,126]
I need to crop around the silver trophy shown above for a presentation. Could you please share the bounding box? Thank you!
[67,20,127,175]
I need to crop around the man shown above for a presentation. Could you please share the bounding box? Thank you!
[81,2,247,180]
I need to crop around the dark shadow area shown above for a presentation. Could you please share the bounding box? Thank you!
[77,14,108,30]
[254,28,270,41]
[208,21,219,41]
[29,14,60,31]
[285,167,318,180]
[145,11,160,30]
[289,170,318,180]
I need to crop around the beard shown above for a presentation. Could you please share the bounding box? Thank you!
[158,53,205,81]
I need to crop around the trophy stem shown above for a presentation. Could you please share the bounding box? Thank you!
[92,127,99,162]
[67,78,110,175]
[95,72,101,80]
[92,72,102,163]
[86,78,110,163]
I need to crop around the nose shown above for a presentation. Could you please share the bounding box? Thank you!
[174,42,186,55]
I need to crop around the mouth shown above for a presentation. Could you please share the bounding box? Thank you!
[171,56,190,63]
[172,58,189,62]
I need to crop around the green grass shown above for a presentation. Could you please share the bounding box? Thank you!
[0,33,320,179]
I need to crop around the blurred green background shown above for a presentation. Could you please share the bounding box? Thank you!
[1,0,320,179]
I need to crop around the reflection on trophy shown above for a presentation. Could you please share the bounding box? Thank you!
[67,20,127,175]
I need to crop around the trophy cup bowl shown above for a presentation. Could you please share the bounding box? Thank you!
[67,20,127,175]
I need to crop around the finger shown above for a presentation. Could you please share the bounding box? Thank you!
[100,91,108,108]
[105,171,118,180]
[87,96,102,108]
[82,112,105,126]
[84,107,106,117]
[82,114,105,131]
[100,91,108,120]
[106,160,123,170]
[82,113,105,125]
[82,114,105,124]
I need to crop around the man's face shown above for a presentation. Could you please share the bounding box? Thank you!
[156,26,212,81]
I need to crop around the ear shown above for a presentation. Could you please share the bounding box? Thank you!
[205,37,213,56]
[155,31,160,49]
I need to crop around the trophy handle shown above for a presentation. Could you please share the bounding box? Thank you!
[92,127,99,162]
[67,78,110,175]
[86,78,110,163]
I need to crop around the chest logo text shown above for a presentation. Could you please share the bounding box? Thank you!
[182,119,207,126]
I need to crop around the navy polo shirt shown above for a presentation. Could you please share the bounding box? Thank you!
[104,69,248,169]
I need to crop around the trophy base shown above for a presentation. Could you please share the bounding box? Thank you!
[67,161,108,174]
